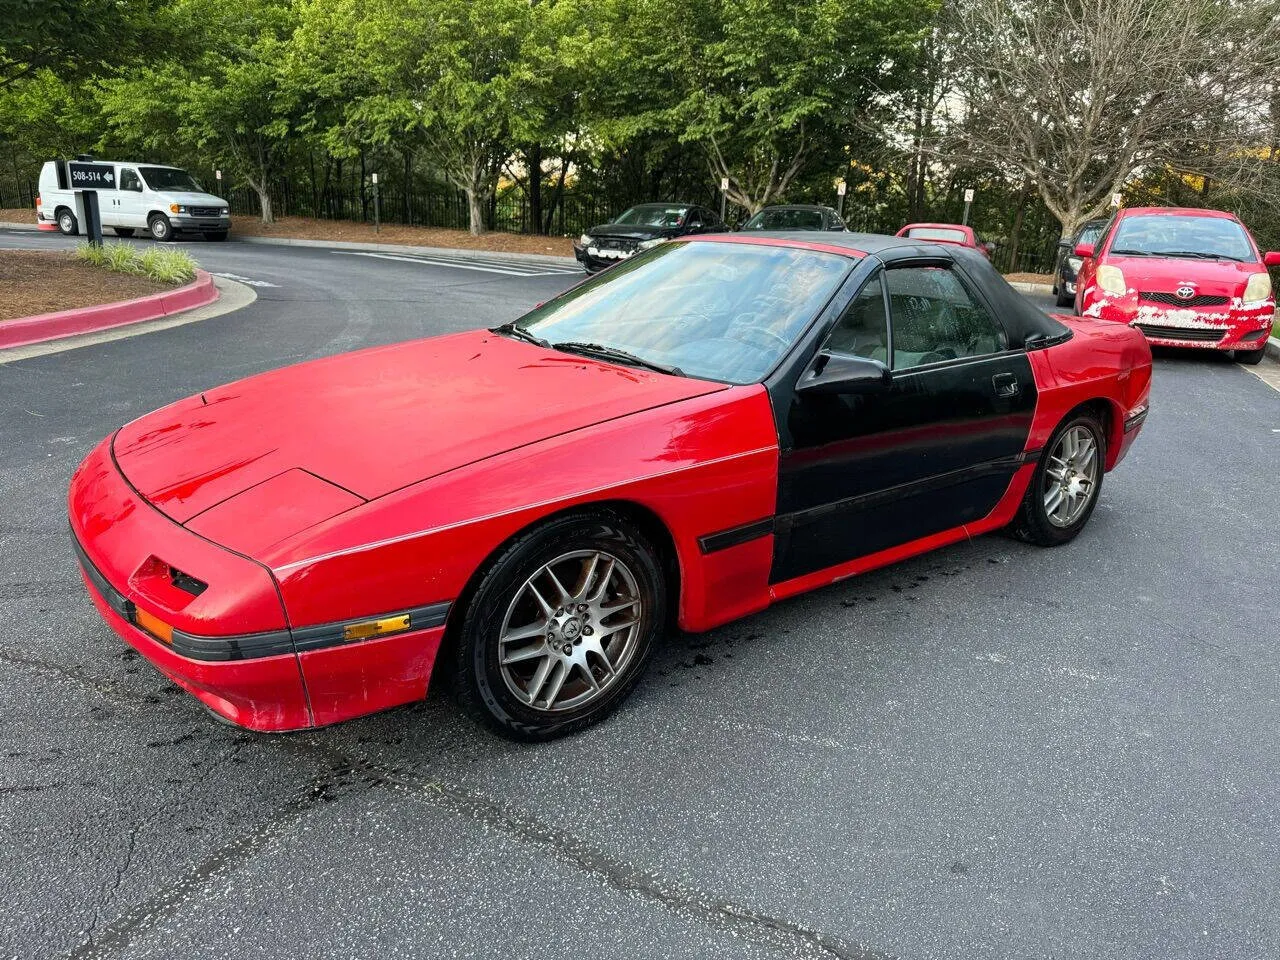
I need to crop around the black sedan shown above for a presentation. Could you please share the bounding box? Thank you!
[1054,218,1108,307]
[573,203,728,273]
[740,204,847,232]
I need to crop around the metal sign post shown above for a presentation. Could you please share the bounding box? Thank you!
[720,176,728,223]
[372,173,380,233]
[837,180,847,218]
[961,187,975,226]
[67,160,114,247]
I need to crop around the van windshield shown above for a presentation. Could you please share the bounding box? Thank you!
[139,167,205,192]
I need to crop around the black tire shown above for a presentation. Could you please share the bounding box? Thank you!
[1055,287,1073,308]
[203,230,228,242]
[148,214,174,242]
[452,509,666,741]
[56,208,78,236]
[1009,411,1106,547]
[1235,346,1265,366]
[112,227,135,238]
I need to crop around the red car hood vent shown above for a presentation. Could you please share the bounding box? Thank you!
[113,330,726,524]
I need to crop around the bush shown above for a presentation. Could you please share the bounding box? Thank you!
[73,241,198,284]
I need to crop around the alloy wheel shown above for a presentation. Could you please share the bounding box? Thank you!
[1043,425,1099,528]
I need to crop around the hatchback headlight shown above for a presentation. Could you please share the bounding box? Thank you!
[578,233,592,247]
[637,238,663,251]
[1243,271,1272,304]
[1096,265,1127,296]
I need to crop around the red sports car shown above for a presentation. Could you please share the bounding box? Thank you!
[896,222,994,257]
[69,234,1152,740]
[1073,207,1280,364]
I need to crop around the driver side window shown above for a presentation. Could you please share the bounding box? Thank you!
[120,169,142,192]
[822,274,889,363]
[885,265,1006,370]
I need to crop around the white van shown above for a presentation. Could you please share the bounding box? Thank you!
[36,161,232,242]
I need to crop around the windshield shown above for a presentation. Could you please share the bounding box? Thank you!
[613,205,689,228]
[905,226,967,243]
[1109,215,1254,261]
[139,167,205,192]
[512,240,853,384]
[743,208,827,231]
[1078,221,1106,247]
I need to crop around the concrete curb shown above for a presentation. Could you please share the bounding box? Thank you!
[0,220,39,231]
[0,269,219,350]
[1006,280,1055,296]
[236,235,579,266]
[1265,335,1280,361]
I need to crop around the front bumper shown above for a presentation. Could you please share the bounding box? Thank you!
[172,214,231,233]
[69,437,449,731]
[1080,290,1273,351]
[573,242,641,273]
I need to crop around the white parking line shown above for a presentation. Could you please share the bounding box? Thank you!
[211,272,279,288]
[330,250,580,277]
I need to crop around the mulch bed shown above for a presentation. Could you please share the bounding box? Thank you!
[1004,271,1055,285]
[0,250,170,322]
[230,215,575,258]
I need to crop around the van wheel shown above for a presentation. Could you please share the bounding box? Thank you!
[57,209,78,235]
[148,215,173,242]
[112,228,135,238]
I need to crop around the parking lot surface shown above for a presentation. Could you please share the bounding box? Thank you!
[1,229,1277,959]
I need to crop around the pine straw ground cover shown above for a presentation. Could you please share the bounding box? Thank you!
[0,249,176,322]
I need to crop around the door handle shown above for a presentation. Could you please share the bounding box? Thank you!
[992,372,1019,398]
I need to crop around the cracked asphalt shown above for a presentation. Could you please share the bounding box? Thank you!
[1,229,1278,959]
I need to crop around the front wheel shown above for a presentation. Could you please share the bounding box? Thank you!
[1235,346,1265,366]
[452,511,666,741]
[1010,412,1106,546]
[1055,286,1073,308]
[148,214,173,242]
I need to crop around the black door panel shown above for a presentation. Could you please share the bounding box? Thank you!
[773,351,1036,582]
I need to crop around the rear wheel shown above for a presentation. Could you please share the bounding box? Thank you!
[1235,346,1265,366]
[112,227,135,238]
[452,510,666,741]
[1055,286,1073,308]
[148,214,173,242]
[1010,412,1106,546]
[56,209,78,235]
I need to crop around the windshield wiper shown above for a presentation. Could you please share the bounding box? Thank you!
[551,341,684,377]
[1159,250,1247,261]
[1109,248,1154,256]
[491,322,550,348]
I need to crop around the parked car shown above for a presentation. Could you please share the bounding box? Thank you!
[1053,218,1108,308]
[896,222,994,257]
[1073,207,1279,365]
[71,232,1151,741]
[36,160,231,242]
[573,203,727,272]
[740,204,846,231]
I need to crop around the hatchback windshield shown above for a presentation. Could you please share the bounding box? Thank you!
[613,205,689,228]
[743,208,827,231]
[511,241,852,384]
[1109,215,1254,262]
[904,226,967,244]
[139,167,205,192]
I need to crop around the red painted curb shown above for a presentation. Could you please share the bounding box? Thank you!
[0,269,218,350]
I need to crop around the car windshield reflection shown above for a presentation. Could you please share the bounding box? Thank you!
[512,241,854,384]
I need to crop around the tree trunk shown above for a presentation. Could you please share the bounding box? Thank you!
[402,149,412,225]
[253,184,273,224]
[525,143,543,235]
[1006,181,1031,272]
[543,154,569,235]
[466,188,486,236]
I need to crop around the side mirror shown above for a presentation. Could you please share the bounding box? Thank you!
[982,241,996,254]
[1264,251,1280,267]
[797,352,891,396]
[1074,241,1095,258]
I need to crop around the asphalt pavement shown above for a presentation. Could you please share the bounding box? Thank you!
[1,229,1277,959]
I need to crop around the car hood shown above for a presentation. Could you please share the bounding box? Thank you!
[1104,254,1260,296]
[112,331,727,529]
[586,223,677,241]
[160,191,228,207]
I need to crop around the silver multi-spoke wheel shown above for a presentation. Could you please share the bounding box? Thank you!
[498,550,643,713]
[1043,425,1099,528]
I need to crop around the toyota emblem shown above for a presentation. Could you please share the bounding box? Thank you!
[1175,285,1195,300]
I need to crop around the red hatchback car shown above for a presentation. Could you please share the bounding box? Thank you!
[70,234,1151,740]
[1074,207,1280,364]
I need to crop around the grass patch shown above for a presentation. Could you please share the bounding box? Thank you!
[74,241,198,285]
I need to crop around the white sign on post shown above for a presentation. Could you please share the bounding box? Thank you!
[963,188,975,202]
[720,177,729,191]
[372,173,378,185]
[837,181,847,196]
[215,169,222,181]
[1111,192,1122,206]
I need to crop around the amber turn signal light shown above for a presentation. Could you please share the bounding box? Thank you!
[342,615,411,642]
[134,607,174,645]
